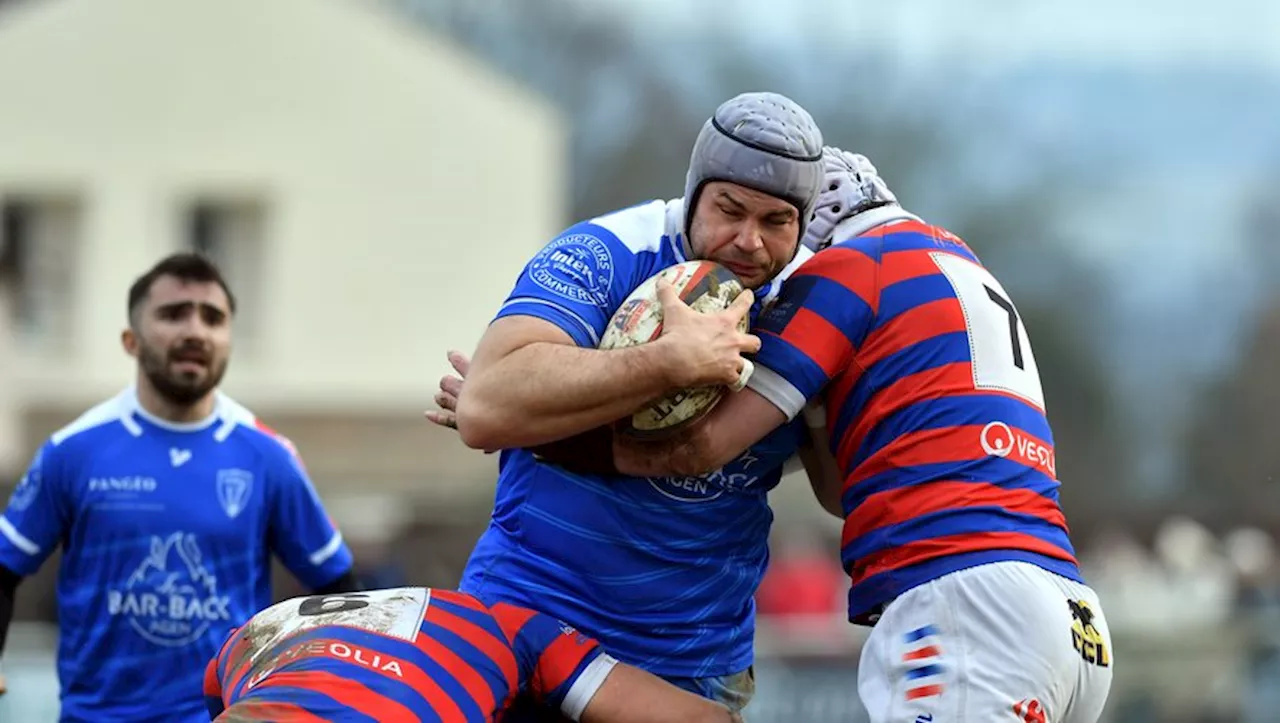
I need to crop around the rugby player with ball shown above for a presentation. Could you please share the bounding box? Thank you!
[427,91,843,714]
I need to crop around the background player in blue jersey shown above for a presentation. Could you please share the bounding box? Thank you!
[601,148,1114,722]
[206,587,742,722]
[0,253,361,722]
[425,92,832,712]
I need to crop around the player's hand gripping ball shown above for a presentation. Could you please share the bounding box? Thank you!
[599,260,751,440]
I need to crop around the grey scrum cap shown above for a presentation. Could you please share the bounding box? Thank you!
[683,92,825,251]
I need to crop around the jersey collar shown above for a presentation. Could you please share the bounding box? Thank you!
[829,205,922,244]
[666,197,691,262]
[127,386,227,433]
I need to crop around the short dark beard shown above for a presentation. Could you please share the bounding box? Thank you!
[137,340,227,408]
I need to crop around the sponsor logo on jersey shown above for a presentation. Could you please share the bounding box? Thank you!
[247,640,405,688]
[1013,698,1046,723]
[647,450,764,502]
[108,532,231,647]
[528,233,615,307]
[169,448,192,467]
[558,621,592,646]
[1068,598,1110,667]
[978,421,1056,477]
[89,476,159,493]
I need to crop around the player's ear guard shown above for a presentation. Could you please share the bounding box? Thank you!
[529,425,619,477]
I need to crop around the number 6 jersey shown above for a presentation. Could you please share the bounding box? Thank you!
[203,588,615,722]
[746,215,1082,625]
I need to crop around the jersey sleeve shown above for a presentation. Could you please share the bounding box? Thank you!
[748,244,881,420]
[493,603,615,722]
[264,438,354,590]
[493,221,639,348]
[0,441,70,576]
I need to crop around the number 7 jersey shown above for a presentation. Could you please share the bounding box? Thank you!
[747,217,1082,625]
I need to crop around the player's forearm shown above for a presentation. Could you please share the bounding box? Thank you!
[798,424,844,518]
[613,392,782,478]
[457,341,677,450]
[579,662,744,723]
[613,425,733,479]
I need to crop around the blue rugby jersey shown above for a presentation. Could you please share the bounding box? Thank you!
[462,199,809,679]
[747,216,1081,624]
[0,388,353,722]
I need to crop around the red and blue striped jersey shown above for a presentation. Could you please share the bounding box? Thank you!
[203,587,613,722]
[748,217,1082,624]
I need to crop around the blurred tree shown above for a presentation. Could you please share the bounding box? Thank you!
[1183,303,1280,523]
[1179,182,1280,523]
[400,0,668,216]
[1022,304,1131,522]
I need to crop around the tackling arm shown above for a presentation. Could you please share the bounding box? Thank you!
[610,393,843,520]
[796,408,844,518]
[612,389,786,478]
[580,663,741,723]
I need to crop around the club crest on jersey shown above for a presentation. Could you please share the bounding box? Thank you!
[216,468,254,519]
[108,532,231,647]
[528,233,615,307]
[646,450,764,502]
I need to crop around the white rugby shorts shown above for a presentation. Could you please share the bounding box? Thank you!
[857,561,1113,723]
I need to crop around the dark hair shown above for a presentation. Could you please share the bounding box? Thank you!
[127,252,237,324]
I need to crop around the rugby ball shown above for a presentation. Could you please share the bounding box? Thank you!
[599,260,749,440]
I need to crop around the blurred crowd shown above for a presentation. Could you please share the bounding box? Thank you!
[747,516,1280,723]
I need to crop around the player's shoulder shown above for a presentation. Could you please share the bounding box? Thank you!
[490,599,598,658]
[485,599,543,637]
[46,388,140,453]
[432,588,512,629]
[583,198,682,258]
[213,395,304,465]
[525,199,682,303]
[865,216,977,262]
